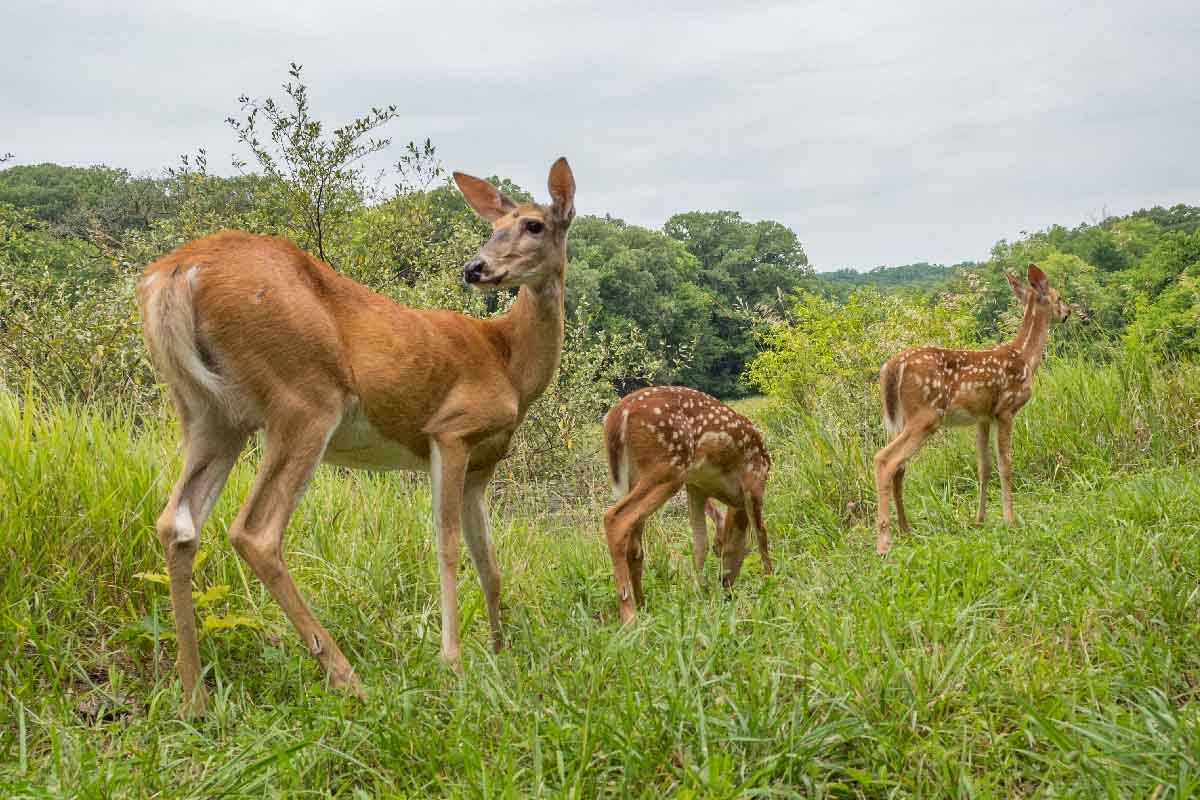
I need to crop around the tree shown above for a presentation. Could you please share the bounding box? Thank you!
[226,63,401,263]
[663,210,812,396]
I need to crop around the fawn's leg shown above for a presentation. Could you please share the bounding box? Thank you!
[748,490,773,575]
[893,466,910,534]
[686,486,710,588]
[996,415,1016,524]
[627,521,646,608]
[976,420,992,525]
[874,414,937,554]
[603,470,684,623]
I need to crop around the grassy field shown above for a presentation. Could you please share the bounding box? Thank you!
[3,353,1200,797]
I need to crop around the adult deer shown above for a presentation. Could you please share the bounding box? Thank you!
[137,158,576,714]
[602,386,773,622]
[873,263,1071,555]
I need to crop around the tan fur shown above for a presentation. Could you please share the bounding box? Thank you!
[138,159,576,714]
[601,386,773,622]
[872,263,1072,555]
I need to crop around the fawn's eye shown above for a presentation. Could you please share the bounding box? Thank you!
[524,220,544,234]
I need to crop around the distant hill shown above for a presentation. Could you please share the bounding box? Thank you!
[815,261,968,299]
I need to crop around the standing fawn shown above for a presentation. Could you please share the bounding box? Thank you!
[603,387,773,622]
[137,158,576,714]
[873,263,1071,554]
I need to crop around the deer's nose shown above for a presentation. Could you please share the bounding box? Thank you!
[463,258,487,284]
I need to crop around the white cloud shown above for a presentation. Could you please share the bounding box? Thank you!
[2,0,1197,268]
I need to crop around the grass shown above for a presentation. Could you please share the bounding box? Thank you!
[2,354,1200,797]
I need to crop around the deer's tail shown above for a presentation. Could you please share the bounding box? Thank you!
[880,359,904,437]
[604,406,631,499]
[138,266,232,419]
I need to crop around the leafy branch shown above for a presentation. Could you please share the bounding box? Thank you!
[226,63,398,262]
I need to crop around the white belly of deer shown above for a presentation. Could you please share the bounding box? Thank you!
[323,407,429,472]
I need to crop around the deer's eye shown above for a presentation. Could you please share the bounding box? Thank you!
[524,220,545,234]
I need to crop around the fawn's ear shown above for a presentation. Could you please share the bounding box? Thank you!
[547,157,575,225]
[1027,263,1048,294]
[1006,271,1028,300]
[705,500,724,528]
[453,171,517,223]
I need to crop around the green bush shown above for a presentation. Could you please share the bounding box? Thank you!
[746,286,979,419]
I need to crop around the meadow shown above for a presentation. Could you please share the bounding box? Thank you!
[3,348,1200,798]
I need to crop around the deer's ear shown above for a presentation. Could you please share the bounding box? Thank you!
[453,172,517,223]
[1027,263,1048,294]
[547,157,575,225]
[1006,271,1028,300]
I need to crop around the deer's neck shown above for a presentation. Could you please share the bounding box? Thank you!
[1010,295,1052,373]
[497,276,565,414]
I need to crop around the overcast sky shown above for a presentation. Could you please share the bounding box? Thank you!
[3,0,1197,269]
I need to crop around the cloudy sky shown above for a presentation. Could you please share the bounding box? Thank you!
[3,0,1197,269]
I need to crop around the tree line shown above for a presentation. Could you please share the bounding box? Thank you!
[2,64,1198,414]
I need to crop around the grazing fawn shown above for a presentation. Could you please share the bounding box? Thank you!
[602,387,773,622]
[137,158,576,714]
[873,263,1071,554]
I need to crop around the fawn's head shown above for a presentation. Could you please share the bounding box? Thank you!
[454,158,575,292]
[1008,263,1071,323]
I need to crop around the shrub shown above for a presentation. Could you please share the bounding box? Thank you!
[746,287,979,422]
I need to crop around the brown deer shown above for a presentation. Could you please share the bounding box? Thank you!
[136,158,576,714]
[873,263,1071,555]
[602,386,773,622]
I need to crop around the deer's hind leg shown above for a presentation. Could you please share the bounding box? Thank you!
[747,488,773,575]
[975,420,992,525]
[892,466,910,534]
[874,412,938,555]
[156,397,247,715]
[603,469,684,623]
[996,414,1016,524]
[226,404,359,691]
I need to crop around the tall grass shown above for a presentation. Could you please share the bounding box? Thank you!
[2,351,1199,797]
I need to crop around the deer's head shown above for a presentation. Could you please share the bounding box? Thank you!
[454,157,575,292]
[1007,263,1071,323]
[706,501,751,589]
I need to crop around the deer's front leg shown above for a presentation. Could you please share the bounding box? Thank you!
[430,436,470,666]
[686,486,710,589]
[996,416,1015,524]
[462,466,503,654]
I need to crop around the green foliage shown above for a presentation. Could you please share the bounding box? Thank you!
[0,163,169,239]
[226,62,400,263]
[562,209,815,397]
[817,261,964,300]
[567,215,703,385]
[747,287,979,418]
[662,210,812,397]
